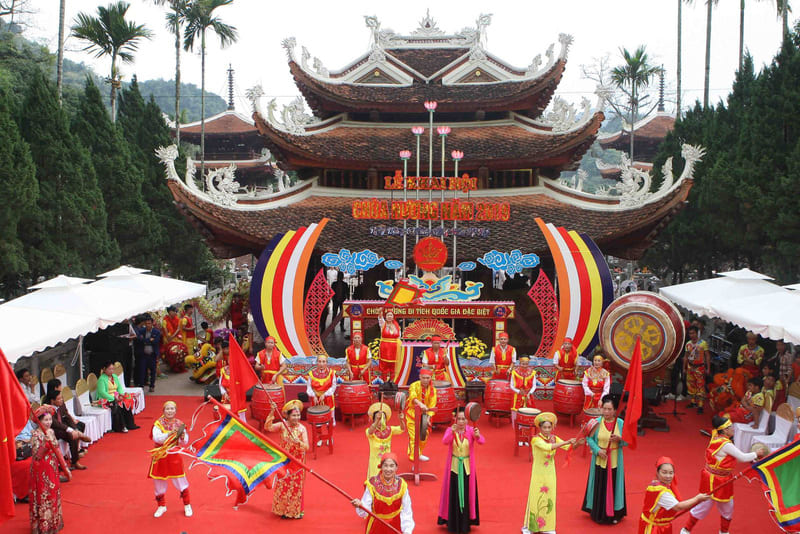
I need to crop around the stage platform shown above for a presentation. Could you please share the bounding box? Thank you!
[6,395,782,533]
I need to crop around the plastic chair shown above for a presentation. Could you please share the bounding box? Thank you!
[733,410,772,453]
[753,404,796,452]
[62,386,101,445]
[788,395,800,413]
[40,368,54,393]
[115,361,145,414]
[86,373,99,402]
[53,364,67,388]
[75,379,111,436]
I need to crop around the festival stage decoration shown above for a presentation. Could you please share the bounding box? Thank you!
[414,236,448,271]
[195,280,250,323]
[320,248,385,274]
[535,218,614,357]
[458,336,488,359]
[528,270,559,357]
[187,401,296,505]
[751,439,800,531]
[403,318,456,341]
[377,274,483,302]
[304,269,334,356]
[457,261,476,271]
[384,260,404,270]
[477,249,540,275]
[384,278,427,307]
[249,219,330,357]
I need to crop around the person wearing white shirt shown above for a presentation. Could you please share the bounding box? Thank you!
[352,452,414,533]
[16,368,39,403]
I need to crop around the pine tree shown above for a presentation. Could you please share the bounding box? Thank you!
[0,88,37,296]
[72,77,162,268]
[17,70,119,280]
[117,77,221,281]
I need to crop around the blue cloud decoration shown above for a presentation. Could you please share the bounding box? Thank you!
[477,250,540,275]
[384,260,404,270]
[321,249,385,274]
[457,261,477,272]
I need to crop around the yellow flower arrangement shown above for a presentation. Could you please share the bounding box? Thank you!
[368,338,381,360]
[458,336,488,359]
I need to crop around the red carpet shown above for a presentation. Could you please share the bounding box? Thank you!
[6,396,782,533]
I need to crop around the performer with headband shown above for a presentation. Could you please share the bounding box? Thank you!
[582,353,611,410]
[680,415,766,534]
[510,357,536,425]
[405,368,437,462]
[684,326,709,415]
[307,354,337,425]
[378,307,403,382]
[352,452,415,533]
[522,412,575,534]
[638,457,709,533]
[553,338,578,381]
[422,335,450,382]
[255,336,288,385]
[149,401,191,518]
[346,332,372,382]
[489,332,516,380]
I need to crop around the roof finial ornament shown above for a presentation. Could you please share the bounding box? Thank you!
[281,37,296,60]
[245,84,264,113]
[557,34,574,60]
[657,66,665,112]
[226,64,235,110]
[365,15,381,45]
[412,9,443,36]
[476,13,492,48]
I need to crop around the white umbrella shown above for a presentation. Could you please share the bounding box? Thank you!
[29,274,94,289]
[93,269,206,309]
[659,276,783,318]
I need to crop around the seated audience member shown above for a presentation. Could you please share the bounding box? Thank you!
[15,416,36,460]
[96,361,139,433]
[46,378,62,397]
[44,391,90,469]
[16,368,39,403]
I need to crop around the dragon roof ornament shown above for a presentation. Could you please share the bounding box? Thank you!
[364,11,492,49]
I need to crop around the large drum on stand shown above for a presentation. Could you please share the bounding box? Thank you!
[250,384,284,422]
[432,381,458,424]
[553,379,584,415]
[337,380,372,416]
[485,379,514,412]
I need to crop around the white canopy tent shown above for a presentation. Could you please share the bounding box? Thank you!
[710,289,800,345]
[659,274,783,319]
[0,267,206,364]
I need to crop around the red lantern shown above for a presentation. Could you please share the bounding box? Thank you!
[414,237,448,272]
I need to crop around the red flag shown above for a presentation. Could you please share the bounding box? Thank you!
[620,337,643,450]
[228,335,259,415]
[0,349,31,525]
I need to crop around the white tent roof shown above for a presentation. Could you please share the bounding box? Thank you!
[717,268,774,280]
[1,268,206,363]
[659,276,784,318]
[710,289,800,344]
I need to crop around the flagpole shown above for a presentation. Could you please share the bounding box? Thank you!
[672,468,754,519]
[207,398,402,534]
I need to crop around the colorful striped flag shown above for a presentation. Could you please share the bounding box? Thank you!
[751,439,800,531]
[187,399,300,505]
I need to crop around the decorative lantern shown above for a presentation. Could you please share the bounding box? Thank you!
[413,237,448,272]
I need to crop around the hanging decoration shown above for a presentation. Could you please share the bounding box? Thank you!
[195,280,251,323]
[413,237,448,272]
[528,270,558,358]
[320,248,385,274]
[377,274,483,302]
[402,319,456,341]
[384,260,404,270]
[303,269,334,356]
[384,278,427,307]
[477,249,540,275]
[457,261,477,272]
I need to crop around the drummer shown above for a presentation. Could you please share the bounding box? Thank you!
[405,369,437,462]
[490,332,516,380]
[510,357,536,425]
[582,353,611,410]
[306,355,337,425]
[553,338,578,381]
[422,335,450,382]
[345,332,371,383]
[255,337,288,386]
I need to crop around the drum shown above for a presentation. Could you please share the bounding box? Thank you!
[485,379,514,412]
[583,407,602,424]
[516,407,541,427]
[250,384,284,422]
[465,401,482,423]
[553,379,584,415]
[337,380,372,415]
[432,380,458,424]
[599,292,685,374]
[307,405,332,425]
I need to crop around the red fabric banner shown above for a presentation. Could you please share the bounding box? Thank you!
[227,335,259,415]
[621,337,643,450]
[0,350,31,525]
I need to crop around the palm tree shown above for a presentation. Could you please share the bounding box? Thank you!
[71,2,152,122]
[778,0,791,41]
[677,0,694,119]
[611,46,662,161]
[56,0,65,105]
[183,0,238,178]
[153,0,188,144]
[703,0,719,109]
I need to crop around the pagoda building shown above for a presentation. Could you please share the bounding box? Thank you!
[159,13,699,261]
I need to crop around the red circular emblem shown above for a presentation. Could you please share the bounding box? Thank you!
[414,237,448,272]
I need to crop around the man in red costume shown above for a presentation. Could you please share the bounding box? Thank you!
[510,357,536,424]
[179,304,197,356]
[255,336,288,385]
[553,338,578,381]
[489,332,516,379]
[346,332,371,382]
[149,401,192,518]
[307,354,337,425]
[422,335,450,382]
[680,415,766,534]
[378,307,402,382]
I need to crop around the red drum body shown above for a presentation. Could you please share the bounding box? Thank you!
[516,407,541,427]
[432,381,458,424]
[337,380,372,415]
[307,405,332,425]
[485,379,514,412]
[250,384,284,421]
[599,292,685,374]
[583,407,602,423]
[553,379,584,415]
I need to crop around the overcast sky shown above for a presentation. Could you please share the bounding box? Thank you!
[25,0,789,114]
